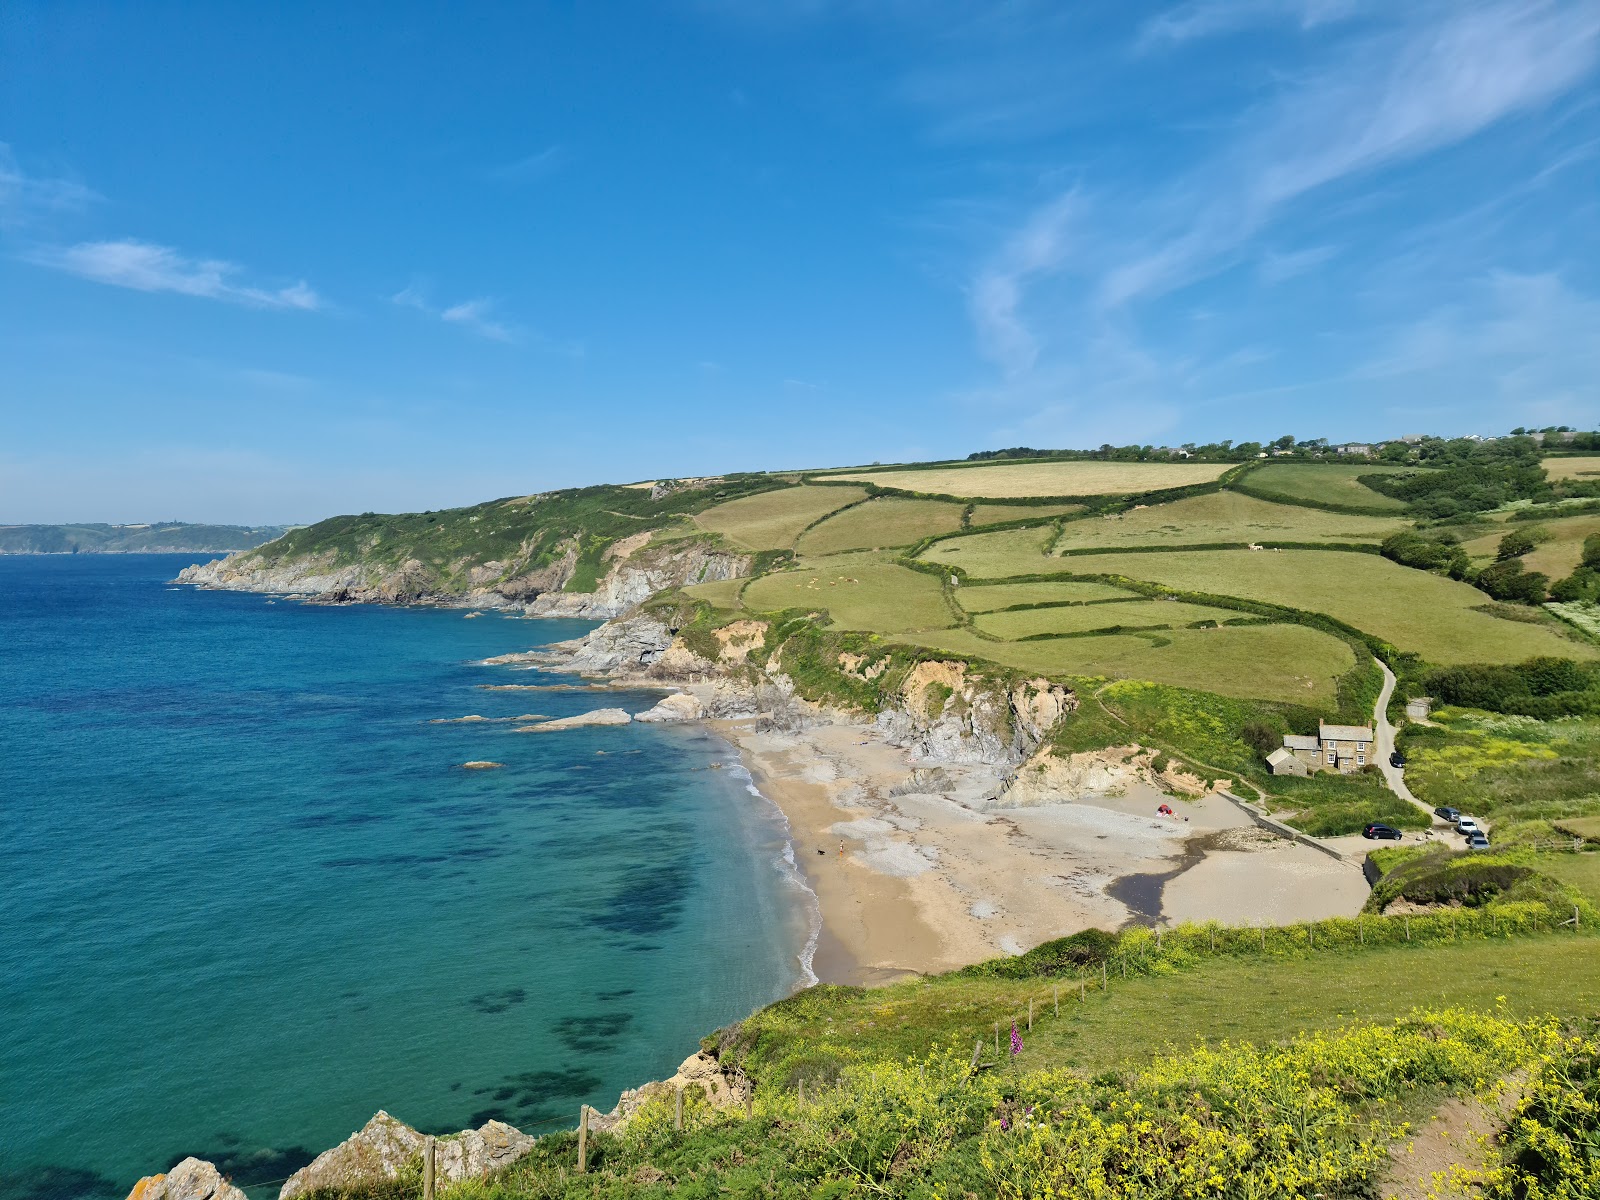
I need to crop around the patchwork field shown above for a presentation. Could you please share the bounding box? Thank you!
[1048,548,1597,664]
[953,579,1135,611]
[823,459,1231,498]
[1542,455,1600,481]
[918,525,1055,577]
[974,598,1242,639]
[1241,462,1413,509]
[967,502,1084,526]
[676,576,746,608]
[1459,511,1600,578]
[693,484,865,549]
[1051,491,1409,552]
[905,623,1353,704]
[740,554,956,633]
[794,496,965,555]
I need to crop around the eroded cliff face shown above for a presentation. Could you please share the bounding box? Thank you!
[177,533,749,618]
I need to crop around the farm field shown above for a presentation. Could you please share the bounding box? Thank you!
[918,525,1056,577]
[1459,511,1600,578]
[1048,548,1598,665]
[1542,455,1600,481]
[740,553,956,633]
[974,598,1242,639]
[904,622,1353,704]
[822,459,1231,498]
[693,484,864,549]
[953,579,1136,611]
[676,576,746,608]
[1052,491,1408,552]
[1536,852,1600,905]
[1241,462,1413,510]
[794,496,964,555]
[967,502,1084,526]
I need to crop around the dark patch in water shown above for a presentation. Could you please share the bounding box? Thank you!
[473,1066,601,1115]
[586,864,689,936]
[175,1139,317,1190]
[0,1166,121,1200]
[293,810,389,829]
[595,988,634,1001]
[469,987,528,1014]
[551,1011,633,1053]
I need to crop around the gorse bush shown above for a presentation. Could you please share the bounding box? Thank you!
[1489,1023,1600,1200]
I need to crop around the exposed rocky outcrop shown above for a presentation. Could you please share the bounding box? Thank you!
[541,615,677,675]
[126,1159,246,1200]
[635,692,704,723]
[516,707,633,731]
[592,1051,750,1134]
[277,1111,534,1199]
[873,663,1076,768]
[994,744,1212,808]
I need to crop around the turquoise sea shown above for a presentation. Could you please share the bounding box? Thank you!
[0,555,810,1200]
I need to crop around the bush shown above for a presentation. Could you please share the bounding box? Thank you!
[1240,720,1283,760]
[1421,658,1600,717]
[1381,529,1470,577]
[1497,527,1543,560]
[1585,532,1600,569]
[1550,566,1600,603]
[1476,559,1551,604]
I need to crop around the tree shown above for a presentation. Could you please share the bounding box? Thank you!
[1475,559,1550,604]
[1583,533,1600,570]
[1240,721,1282,760]
[1496,528,1539,560]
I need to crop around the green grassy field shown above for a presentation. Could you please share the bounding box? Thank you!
[1042,548,1597,664]
[1051,491,1409,552]
[1240,462,1414,509]
[740,554,957,633]
[1399,711,1600,827]
[974,598,1241,639]
[1460,510,1600,578]
[793,496,965,555]
[824,459,1231,498]
[953,579,1136,611]
[967,501,1084,527]
[919,524,1056,577]
[905,622,1353,704]
[1535,852,1600,904]
[693,485,865,549]
[1542,455,1600,481]
[676,576,746,608]
[1556,816,1600,841]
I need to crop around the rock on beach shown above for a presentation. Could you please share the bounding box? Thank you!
[634,692,704,723]
[515,707,632,731]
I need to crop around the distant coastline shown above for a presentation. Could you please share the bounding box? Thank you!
[0,522,287,555]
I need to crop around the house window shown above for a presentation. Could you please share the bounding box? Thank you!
[1356,753,1364,764]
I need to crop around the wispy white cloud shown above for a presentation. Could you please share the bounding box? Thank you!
[487,145,565,183]
[1138,0,1364,50]
[1258,244,1336,284]
[0,143,100,228]
[968,190,1077,375]
[393,283,517,342]
[30,239,322,309]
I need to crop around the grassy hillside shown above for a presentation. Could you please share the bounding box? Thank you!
[1238,462,1413,510]
[822,459,1233,497]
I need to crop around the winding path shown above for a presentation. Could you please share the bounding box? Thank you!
[1374,661,1434,820]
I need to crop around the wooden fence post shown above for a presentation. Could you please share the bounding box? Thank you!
[577,1105,589,1174]
[971,1039,983,1071]
[423,1136,435,1200]
[1054,986,1059,1017]
[744,1092,753,1118]
[1028,998,1033,1032]
[1404,916,1410,942]
[1101,963,1107,991]
[994,1022,1000,1054]
[798,1078,805,1106]
[1358,918,1363,945]
[675,1086,683,1131]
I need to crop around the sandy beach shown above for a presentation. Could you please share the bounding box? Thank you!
[714,714,1369,985]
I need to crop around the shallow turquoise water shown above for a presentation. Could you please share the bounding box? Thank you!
[0,555,808,1199]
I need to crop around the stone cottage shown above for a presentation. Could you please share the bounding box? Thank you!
[1268,722,1375,775]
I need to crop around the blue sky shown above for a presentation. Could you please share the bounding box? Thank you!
[2,1,1598,524]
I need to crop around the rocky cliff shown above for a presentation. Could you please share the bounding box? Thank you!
[177,531,749,619]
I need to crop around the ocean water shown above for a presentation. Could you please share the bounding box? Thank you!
[0,555,811,1200]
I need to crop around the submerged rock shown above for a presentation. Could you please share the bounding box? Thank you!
[461,761,505,769]
[126,1159,246,1200]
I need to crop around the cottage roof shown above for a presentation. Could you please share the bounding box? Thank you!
[1283,734,1320,751]
[1319,721,1373,742]
[1266,748,1298,767]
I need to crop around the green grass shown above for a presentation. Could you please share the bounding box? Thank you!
[1536,851,1600,903]
[967,502,1084,527]
[1240,462,1415,510]
[953,579,1136,611]
[1459,510,1600,578]
[676,576,746,608]
[1264,771,1431,835]
[1044,548,1598,664]
[1051,491,1409,552]
[742,554,957,634]
[974,598,1243,639]
[823,459,1232,498]
[1400,710,1600,825]
[902,622,1355,705]
[693,485,866,550]
[918,525,1056,577]
[1556,816,1600,842]
[793,496,965,555]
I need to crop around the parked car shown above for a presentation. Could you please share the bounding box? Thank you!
[1362,823,1404,841]
[1466,833,1490,850]
[1389,751,1405,767]
[1434,806,1461,822]
[1456,818,1481,836]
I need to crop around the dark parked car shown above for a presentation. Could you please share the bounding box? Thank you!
[1362,823,1404,840]
[1389,751,1405,767]
[1466,833,1490,850]
[1434,806,1460,822]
